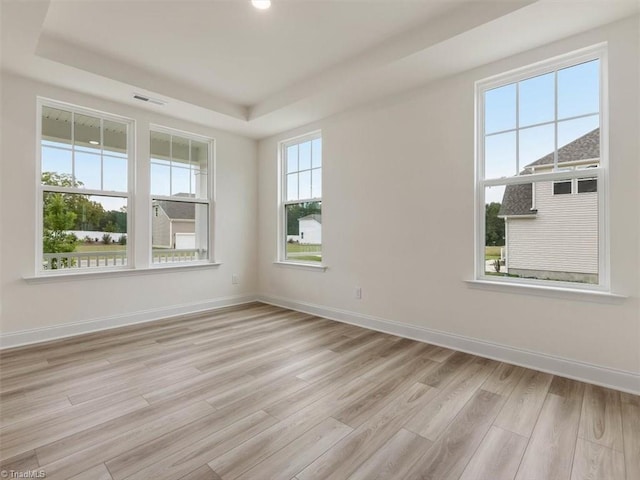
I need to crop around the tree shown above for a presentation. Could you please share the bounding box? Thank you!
[485,202,505,246]
[286,202,321,235]
[43,193,79,268]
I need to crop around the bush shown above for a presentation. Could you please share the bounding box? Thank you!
[119,234,127,245]
[102,233,113,245]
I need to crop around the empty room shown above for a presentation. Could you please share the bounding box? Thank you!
[0,1,639,479]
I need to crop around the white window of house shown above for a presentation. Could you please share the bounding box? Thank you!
[150,128,213,265]
[475,45,608,290]
[38,100,133,272]
[280,132,322,264]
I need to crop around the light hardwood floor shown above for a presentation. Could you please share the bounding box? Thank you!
[0,303,638,480]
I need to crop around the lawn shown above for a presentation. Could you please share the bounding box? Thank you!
[76,244,126,252]
[286,243,322,253]
[485,245,503,261]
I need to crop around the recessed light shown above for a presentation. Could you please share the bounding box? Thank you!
[252,0,271,10]
[89,140,100,145]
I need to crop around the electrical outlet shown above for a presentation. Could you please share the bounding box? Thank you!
[355,287,362,299]
[232,274,239,285]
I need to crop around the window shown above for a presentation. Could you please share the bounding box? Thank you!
[476,46,607,289]
[553,181,572,195]
[280,132,322,263]
[150,129,212,264]
[39,101,132,271]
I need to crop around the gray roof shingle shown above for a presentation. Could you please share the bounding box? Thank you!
[527,128,599,168]
[157,200,195,220]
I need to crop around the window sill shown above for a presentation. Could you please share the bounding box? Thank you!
[273,261,327,272]
[465,279,626,303]
[24,262,222,284]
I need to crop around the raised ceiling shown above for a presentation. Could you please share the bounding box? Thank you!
[2,0,638,138]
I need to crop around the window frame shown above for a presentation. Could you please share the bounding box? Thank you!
[149,124,216,267]
[36,98,135,275]
[277,130,323,265]
[474,44,609,292]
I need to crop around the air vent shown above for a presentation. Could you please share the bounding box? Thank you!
[133,93,166,106]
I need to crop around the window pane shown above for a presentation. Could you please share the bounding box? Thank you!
[487,181,598,284]
[287,145,298,173]
[285,201,322,263]
[553,181,572,195]
[299,141,311,171]
[299,170,311,200]
[312,168,322,199]
[519,72,554,127]
[312,138,322,168]
[287,173,298,201]
[485,84,516,134]
[558,59,599,120]
[519,124,555,171]
[41,194,128,271]
[103,156,128,192]
[171,166,191,196]
[558,116,599,163]
[103,120,127,158]
[41,147,72,180]
[150,131,171,159]
[577,178,597,193]
[171,135,190,166]
[150,163,171,196]
[74,114,101,153]
[152,200,208,263]
[190,140,209,199]
[42,107,72,146]
[74,152,102,190]
[485,131,516,179]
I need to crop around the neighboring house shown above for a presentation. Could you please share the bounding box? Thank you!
[152,200,196,249]
[499,128,599,283]
[298,214,322,245]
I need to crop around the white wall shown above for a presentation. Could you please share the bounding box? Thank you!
[0,73,258,339]
[258,17,640,378]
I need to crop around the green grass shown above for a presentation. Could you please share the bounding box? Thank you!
[485,245,503,261]
[76,244,126,252]
[286,243,322,253]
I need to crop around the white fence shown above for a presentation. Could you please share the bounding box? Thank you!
[43,249,204,270]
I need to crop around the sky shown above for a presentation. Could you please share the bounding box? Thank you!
[41,61,597,209]
[484,59,600,203]
[41,144,208,211]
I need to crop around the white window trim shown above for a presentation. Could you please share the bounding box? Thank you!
[277,130,324,267]
[36,97,136,276]
[474,44,610,293]
[149,124,216,267]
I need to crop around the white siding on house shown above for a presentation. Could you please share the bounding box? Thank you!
[152,206,171,248]
[299,219,322,244]
[506,181,598,274]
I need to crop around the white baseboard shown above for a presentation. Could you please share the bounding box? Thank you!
[257,294,640,395]
[0,294,258,349]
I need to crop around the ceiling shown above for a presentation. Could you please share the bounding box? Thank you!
[2,0,639,139]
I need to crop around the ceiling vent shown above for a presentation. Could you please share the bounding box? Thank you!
[133,93,166,106]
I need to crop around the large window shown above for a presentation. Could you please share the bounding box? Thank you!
[39,101,131,271]
[476,46,607,289]
[37,100,216,275]
[280,133,322,263]
[150,129,212,264]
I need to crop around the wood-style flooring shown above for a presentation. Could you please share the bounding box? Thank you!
[0,302,638,480]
